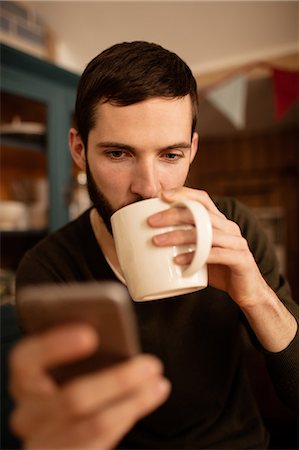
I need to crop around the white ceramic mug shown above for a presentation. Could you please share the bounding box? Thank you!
[111,198,212,301]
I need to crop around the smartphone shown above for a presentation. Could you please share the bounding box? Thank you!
[17,281,141,384]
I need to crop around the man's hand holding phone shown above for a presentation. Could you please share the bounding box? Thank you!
[10,282,171,449]
[10,324,170,449]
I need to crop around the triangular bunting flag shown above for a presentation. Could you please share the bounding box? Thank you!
[272,68,299,119]
[206,75,248,129]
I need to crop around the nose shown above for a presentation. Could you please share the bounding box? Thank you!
[130,159,160,199]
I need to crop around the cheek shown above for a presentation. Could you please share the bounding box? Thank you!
[159,162,190,189]
[89,155,122,187]
[96,168,128,194]
[90,162,132,205]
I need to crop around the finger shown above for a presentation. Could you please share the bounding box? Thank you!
[174,230,248,266]
[208,246,254,271]
[148,205,194,228]
[34,379,170,450]
[23,376,171,450]
[211,229,248,251]
[10,393,58,438]
[174,252,194,265]
[151,212,241,246]
[175,247,252,268]
[10,324,98,397]
[161,187,224,217]
[90,376,171,450]
[150,206,240,238]
[153,227,196,246]
[11,354,164,437]
[59,354,164,417]
[149,191,227,229]
[209,212,242,236]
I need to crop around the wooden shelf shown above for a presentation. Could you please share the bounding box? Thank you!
[0,144,47,170]
[0,145,47,201]
[0,136,46,152]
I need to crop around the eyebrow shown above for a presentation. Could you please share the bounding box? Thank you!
[96,141,192,152]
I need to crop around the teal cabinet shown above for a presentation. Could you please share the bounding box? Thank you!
[1,43,80,230]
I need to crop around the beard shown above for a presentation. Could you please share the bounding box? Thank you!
[86,161,144,235]
[86,162,115,234]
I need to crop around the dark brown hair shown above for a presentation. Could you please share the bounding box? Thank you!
[74,41,199,149]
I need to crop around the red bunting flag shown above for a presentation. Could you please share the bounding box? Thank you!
[272,68,299,119]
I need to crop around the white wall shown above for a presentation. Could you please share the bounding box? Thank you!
[30,1,299,75]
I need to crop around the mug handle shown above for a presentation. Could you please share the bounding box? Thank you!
[172,199,213,277]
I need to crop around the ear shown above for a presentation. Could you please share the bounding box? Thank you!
[190,132,199,164]
[69,128,86,171]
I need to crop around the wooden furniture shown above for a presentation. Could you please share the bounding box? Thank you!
[1,43,79,273]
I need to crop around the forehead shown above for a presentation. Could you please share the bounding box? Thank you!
[92,96,193,138]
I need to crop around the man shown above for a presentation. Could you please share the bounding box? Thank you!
[4,41,299,449]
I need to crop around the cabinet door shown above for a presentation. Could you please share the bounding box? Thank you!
[1,62,77,230]
[1,91,48,228]
[0,45,79,292]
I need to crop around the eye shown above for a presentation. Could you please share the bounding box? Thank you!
[163,152,183,161]
[106,150,127,160]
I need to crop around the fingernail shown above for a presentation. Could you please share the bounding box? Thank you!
[139,356,162,375]
[148,213,162,225]
[175,254,185,264]
[153,234,168,244]
[155,378,171,396]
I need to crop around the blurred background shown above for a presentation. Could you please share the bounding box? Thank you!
[0,1,298,446]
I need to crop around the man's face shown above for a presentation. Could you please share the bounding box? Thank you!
[85,96,198,231]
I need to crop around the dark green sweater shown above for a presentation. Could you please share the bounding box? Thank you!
[5,197,299,449]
